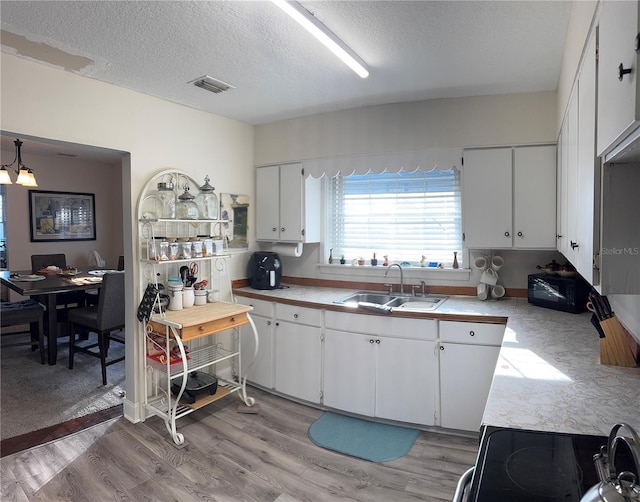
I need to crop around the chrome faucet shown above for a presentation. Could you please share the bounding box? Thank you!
[384,263,405,295]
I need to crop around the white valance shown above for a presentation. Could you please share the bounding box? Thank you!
[302,148,462,178]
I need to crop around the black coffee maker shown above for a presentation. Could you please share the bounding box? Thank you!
[249,252,282,290]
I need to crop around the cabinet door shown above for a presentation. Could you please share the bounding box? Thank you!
[256,165,281,241]
[323,330,375,416]
[375,337,436,425]
[439,343,501,432]
[239,314,274,389]
[463,148,513,248]
[274,320,322,403]
[278,163,304,242]
[576,31,600,285]
[513,146,557,249]
[565,86,580,263]
[597,0,640,156]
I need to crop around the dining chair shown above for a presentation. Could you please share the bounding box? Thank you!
[68,271,125,385]
[30,253,82,330]
[1,299,46,364]
[30,253,67,273]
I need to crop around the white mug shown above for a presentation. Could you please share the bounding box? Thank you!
[474,256,488,271]
[207,289,220,303]
[491,284,506,299]
[477,283,489,300]
[480,268,499,285]
[491,255,504,271]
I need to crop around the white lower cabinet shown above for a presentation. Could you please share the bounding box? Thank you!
[438,321,505,432]
[273,304,322,404]
[236,298,274,389]
[323,311,437,426]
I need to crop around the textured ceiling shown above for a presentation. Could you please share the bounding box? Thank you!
[1,0,572,129]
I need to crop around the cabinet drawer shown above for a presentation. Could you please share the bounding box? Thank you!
[149,312,249,342]
[235,297,273,318]
[439,321,505,346]
[325,311,437,340]
[275,303,322,327]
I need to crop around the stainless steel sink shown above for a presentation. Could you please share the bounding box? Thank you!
[386,295,448,311]
[334,291,448,311]
[335,292,397,307]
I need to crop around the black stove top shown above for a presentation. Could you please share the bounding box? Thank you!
[468,428,607,502]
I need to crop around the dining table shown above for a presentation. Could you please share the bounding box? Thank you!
[1,269,112,365]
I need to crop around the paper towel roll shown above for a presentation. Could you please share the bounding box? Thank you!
[271,242,304,257]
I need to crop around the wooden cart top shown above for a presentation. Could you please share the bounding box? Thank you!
[150,301,252,329]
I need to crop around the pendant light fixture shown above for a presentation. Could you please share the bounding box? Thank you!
[271,0,369,79]
[0,138,38,186]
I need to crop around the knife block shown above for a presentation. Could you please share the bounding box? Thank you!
[599,316,639,367]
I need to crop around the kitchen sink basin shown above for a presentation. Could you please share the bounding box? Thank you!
[386,295,448,311]
[334,292,397,307]
[334,291,448,312]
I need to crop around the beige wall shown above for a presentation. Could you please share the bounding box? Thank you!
[1,53,255,420]
[255,91,558,166]
[0,149,123,275]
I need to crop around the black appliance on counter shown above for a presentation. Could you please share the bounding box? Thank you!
[527,273,591,313]
[249,251,282,290]
[466,427,635,501]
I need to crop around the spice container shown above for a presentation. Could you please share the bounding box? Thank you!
[192,239,204,258]
[202,238,214,257]
[180,240,192,260]
[159,240,169,261]
[168,240,179,261]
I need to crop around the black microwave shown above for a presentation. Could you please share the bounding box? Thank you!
[527,273,590,313]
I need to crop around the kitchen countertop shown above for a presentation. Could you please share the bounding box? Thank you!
[233,285,640,437]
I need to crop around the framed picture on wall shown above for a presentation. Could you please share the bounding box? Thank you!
[29,190,96,242]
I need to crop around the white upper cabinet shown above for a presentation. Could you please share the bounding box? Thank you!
[597,0,640,157]
[463,148,513,249]
[463,146,556,250]
[255,163,321,243]
[513,146,558,249]
[557,27,601,285]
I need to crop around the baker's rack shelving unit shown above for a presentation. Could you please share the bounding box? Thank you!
[137,169,258,445]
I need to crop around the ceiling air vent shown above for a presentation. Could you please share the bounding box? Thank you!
[189,75,234,94]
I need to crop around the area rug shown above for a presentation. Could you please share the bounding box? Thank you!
[308,412,419,463]
[1,335,125,440]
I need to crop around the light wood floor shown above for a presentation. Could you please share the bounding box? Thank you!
[1,387,479,501]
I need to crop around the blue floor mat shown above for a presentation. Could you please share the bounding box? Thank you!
[308,412,419,463]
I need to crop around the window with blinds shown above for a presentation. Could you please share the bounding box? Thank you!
[327,169,462,266]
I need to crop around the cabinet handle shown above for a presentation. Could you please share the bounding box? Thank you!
[635,33,640,54]
[293,313,299,319]
[370,339,374,344]
[556,234,562,239]
[469,330,475,337]
[440,345,445,351]
[272,227,277,232]
[281,227,285,232]
[375,339,380,344]
[267,321,272,326]
[504,231,510,237]
[275,322,279,326]
[618,63,633,81]
[570,241,579,249]
[517,231,523,237]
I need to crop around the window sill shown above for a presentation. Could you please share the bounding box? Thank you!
[316,263,471,282]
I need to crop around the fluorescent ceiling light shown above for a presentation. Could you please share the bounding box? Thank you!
[272,0,369,79]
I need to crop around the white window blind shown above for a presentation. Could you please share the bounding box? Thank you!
[327,169,462,265]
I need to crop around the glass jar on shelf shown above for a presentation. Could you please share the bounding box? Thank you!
[196,176,218,220]
[176,185,199,220]
[157,181,176,219]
